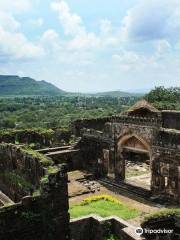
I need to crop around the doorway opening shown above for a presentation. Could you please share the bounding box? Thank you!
[118,135,151,190]
[124,150,151,190]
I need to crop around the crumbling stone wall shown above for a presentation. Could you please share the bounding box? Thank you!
[151,147,180,201]
[73,118,110,136]
[151,129,180,201]
[0,166,70,240]
[0,144,48,201]
[78,136,111,177]
[0,128,72,149]
[47,149,82,171]
[162,111,180,130]
[70,215,140,240]
[73,108,180,202]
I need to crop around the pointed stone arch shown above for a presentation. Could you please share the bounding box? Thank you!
[117,133,151,154]
[115,134,152,185]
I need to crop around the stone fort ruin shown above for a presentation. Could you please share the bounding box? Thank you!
[73,100,180,202]
[0,99,179,239]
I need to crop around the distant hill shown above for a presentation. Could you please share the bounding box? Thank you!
[92,91,143,97]
[67,90,143,97]
[0,75,65,96]
[0,75,143,97]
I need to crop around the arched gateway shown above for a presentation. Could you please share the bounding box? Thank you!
[74,99,180,202]
[115,134,151,190]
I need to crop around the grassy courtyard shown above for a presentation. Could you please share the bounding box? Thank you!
[69,195,141,220]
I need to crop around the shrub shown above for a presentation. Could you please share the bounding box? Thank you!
[80,195,122,206]
[142,208,180,223]
[104,234,120,240]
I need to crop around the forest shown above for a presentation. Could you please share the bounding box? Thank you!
[0,86,179,130]
[0,96,138,129]
[145,86,180,110]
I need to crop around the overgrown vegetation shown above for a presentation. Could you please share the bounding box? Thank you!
[0,127,72,149]
[21,146,53,167]
[145,86,180,110]
[0,171,33,192]
[0,96,138,129]
[142,208,180,223]
[104,234,120,240]
[70,195,140,220]
[0,86,179,130]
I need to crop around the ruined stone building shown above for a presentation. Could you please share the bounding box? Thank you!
[73,100,180,202]
[0,99,179,240]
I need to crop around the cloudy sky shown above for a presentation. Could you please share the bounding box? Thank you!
[0,0,180,92]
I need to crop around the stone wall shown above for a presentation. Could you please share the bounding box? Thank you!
[0,128,72,149]
[0,166,70,240]
[0,143,50,201]
[47,149,83,171]
[72,115,162,137]
[70,215,141,240]
[151,129,180,201]
[78,136,111,177]
[151,146,180,201]
[72,118,110,136]
[72,106,180,202]
[141,212,180,240]
[155,128,180,148]
[162,111,180,130]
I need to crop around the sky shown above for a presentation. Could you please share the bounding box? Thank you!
[0,0,180,92]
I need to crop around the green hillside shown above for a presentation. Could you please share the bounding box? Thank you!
[0,75,143,97]
[0,75,65,96]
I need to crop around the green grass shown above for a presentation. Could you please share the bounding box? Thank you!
[70,199,141,220]
[104,234,120,240]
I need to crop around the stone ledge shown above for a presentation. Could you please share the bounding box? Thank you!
[70,214,144,240]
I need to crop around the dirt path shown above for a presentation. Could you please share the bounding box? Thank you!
[68,170,162,226]
[69,184,160,214]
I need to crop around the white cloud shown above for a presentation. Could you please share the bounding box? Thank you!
[68,32,100,50]
[41,29,62,54]
[100,19,112,35]
[0,0,31,13]
[0,0,45,61]
[113,51,140,64]
[51,0,119,50]
[51,0,101,50]
[51,0,85,36]
[0,12,20,32]
[121,0,180,42]
[28,17,44,27]
[0,27,44,60]
[112,50,160,73]
[155,40,171,55]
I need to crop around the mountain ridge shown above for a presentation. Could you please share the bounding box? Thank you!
[0,75,143,97]
[0,75,65,96]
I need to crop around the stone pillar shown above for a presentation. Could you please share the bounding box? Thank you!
[114,145,125,181]
[41,164,70,240]
[107,149,115,179]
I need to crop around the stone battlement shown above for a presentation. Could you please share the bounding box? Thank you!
[111,115,162,127]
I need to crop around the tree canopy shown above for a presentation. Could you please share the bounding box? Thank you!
[145,86,180,110]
